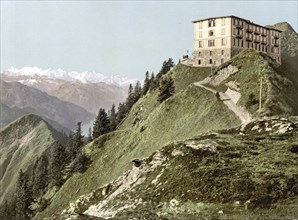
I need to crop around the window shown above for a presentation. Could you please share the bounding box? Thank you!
[198,51,201,57]
[199,41,203,48]
[237,39,240,46]
[221,58,224,64]
[241,40,244,47]
[221,28,225,35]
[199,31,203,38]
[221,50,224,55]
[222,18,226,26]
[233,38,236,46]
[198,59,201,65]
[221,38,226,46]
[210,51,213,56]
[208,19,215,27]
[209,59,213,64]
[209,30,215,36]
[198,22,203,29]
[247,42,250,48]
[208,40,215,47]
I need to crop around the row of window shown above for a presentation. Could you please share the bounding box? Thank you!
[198,50,225,57]
[198,58,225,65]
[198,38,227,48]
[233,38,280,53]
[198,18,226,29]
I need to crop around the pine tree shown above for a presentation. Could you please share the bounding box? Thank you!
[116,102,126,125]
[15,170,33,220]
[133,81,142,103]
[32,154,49,197]
[72,151,90,173]
[149,72,157,91]
[49,142,67,186]
[88,127,92,142]
[109,104,117,131]
[156,58,175,85]
[158,76,175,103]
[142,71,150,95]
[126,84,135,111]
[93,108,110,139]
[69,122,84,160]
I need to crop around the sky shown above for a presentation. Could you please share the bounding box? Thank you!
[1,1,297,79]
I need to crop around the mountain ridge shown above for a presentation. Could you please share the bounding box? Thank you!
[0,79,94,130]
[0,114,65,205]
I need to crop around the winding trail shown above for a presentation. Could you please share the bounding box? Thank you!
[194,82,252,124]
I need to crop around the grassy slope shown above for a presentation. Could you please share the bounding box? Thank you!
[37,64,241,219]
[0,114,64,204]
[206,49,298,117]
[108,118,298,220]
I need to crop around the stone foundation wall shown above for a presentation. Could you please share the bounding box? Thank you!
[193,48,231,67]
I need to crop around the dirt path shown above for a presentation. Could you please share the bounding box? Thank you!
[194,82,252,124]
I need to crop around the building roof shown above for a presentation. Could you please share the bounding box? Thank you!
[192,15,282,32]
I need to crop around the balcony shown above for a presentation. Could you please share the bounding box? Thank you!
[261,31,267,36]
[261,40,267,45]
[246,25,253,33]
[254,38,260,43]
[235,23,243,29]
[274,42,279,47]
[236,33,243,38]
[246,36,253,41]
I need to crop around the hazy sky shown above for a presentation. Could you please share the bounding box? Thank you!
[1,1,297,79]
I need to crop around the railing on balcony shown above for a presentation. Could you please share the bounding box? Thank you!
[246,25,253,33]
[261,31,267,36]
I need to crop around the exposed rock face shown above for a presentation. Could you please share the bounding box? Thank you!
[60,117,298,219]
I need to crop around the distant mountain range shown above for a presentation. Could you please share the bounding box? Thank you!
[0,79,94,131]
[3,66,136,86]
[0,67,137,130]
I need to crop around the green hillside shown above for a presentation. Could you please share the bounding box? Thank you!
[37,23,298,219]
[36,64,241,219]
[62,117,298,220]
[0,114,65,205]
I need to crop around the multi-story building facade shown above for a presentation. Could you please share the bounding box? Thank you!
[192,16,282,66]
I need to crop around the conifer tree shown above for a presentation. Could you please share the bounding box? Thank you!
[109,104,117,131]
[158,76,175,103]
[32,155,49,197]
[126,84,135,111]
[15,170,33,220]
[72,122,84,158]
[142,71,150,95]
[49,142,67,186]
[87,127,92,142]
[149,72,157,91]
[72,151,90,173]
[133,81,142,103]
[93,108,110,139]
[116,102,126,125]
[156,58,175,85]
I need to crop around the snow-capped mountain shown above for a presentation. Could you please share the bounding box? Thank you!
[1,67,136,115]
[4,66,136,86]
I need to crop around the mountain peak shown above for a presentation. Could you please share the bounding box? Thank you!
[269,22,297,34]
[3,66,136,86]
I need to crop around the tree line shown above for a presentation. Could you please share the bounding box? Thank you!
[0,58,175,219]
[0,122,89,220]
[91,58,175,140]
